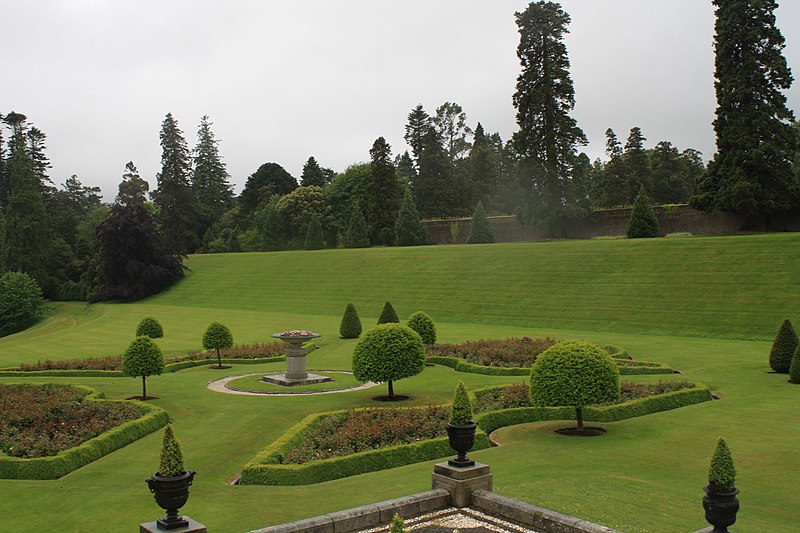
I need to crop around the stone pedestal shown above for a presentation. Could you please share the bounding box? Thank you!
[140,516,207,533]
[431,461,492,507]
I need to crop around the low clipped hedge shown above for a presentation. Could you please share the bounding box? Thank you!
[475,383,713,435]
[240,409,491,485]
[427,355,672,376]
[0,385,169,479]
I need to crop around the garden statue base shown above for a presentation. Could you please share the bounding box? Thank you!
[140,516,207,533]
[431,461,492,507]
[260,373,332,387]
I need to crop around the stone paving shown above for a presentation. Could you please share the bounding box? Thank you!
[206,371,379,396]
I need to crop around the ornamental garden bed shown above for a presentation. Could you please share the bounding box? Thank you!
[426,338,672,375]
[0,383,169,479]
[225,371,364,394]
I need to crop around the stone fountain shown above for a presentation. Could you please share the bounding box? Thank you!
[261,330,332,386]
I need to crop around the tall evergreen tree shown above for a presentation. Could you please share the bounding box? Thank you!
[300,156,333,187]
[239,162,297,217]
[467,123,500,209]
[366,137,402,245]
[395,151,417,187]
[26,127,52,187]
[152,113,201,255]
[394,188,429,246]
[626,186,660,238]
[433,102,473,164]
[623,127,651,201]
[414,126,466,218]
[512,1,588,236]
[466,201,495,244]
[404,104,432,163]
[192,115,233,237]
[692,0,797,226]
[344,205,370,249]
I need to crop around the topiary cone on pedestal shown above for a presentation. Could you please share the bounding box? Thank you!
[703,437,739,533]
[447,381,477,467]
[146,425,196,530]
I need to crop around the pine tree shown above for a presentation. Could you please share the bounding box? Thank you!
[300,156,332,187]
[467,201,495,244]
[626,187,660,238]
[692,0,797,226]
[193,115,233,237]
[152,113,202,255]
[366,137,402,245]
[414,126,461,218]
[394,189,429,246]
[304,214,325,250]
[26,127,52,187]
[404,104,431,163]
[467,123,500,209]
[512,1,588,236]
[769,319,798,373]
[623,127,651,201]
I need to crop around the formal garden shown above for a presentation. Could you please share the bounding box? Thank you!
[0,234,798,532]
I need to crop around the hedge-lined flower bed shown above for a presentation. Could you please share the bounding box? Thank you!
[0,384,169,479]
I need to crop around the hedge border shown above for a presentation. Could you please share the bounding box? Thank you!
[426,355,672,376]
[239,408,490,486]
[0,384,170,480]
[0,356,285,377]
[474,383,713,434]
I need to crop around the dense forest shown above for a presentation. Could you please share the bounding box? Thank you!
[0,0,797,306]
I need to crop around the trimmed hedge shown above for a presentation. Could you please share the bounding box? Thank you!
[240,409,490,485]
[426,355,673,376]
[0,385,169,479]
[476,384,713,434]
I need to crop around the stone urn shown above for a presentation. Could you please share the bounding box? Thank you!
[146,470,196,530]
[271,330,321,381]
[703,486,740,533]
[446,422,477,467]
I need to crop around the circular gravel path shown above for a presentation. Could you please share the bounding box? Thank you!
[206,371,379,396]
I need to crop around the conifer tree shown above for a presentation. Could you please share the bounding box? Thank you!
[377,301,399,324]
[769,319,798,373]
[404,104,432,163]
[466,123,500,208]
[366,137,402,245]
[339,303,362,339]
[193,115,233,237]
[623,127,651,201]
[300,156,333,187]
[304,214,325,250]
[626,187,659,238]
[343,206,370,248]
[466,201,495,244]
[394,189,429,246]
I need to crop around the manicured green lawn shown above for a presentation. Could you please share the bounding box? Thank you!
[224,370,364,393]
[0,235,798,532]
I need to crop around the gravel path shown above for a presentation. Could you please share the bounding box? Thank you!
[206,371,379,396]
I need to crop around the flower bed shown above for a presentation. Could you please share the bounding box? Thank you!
[426,337,557,368]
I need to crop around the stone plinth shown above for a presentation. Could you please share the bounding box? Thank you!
[431,461,492,507]
[140,516,207,533]
[261,372,332,386]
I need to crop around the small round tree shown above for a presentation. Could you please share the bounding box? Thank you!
[0,272,45,338]
[789,344,800,384]
[352,323,425,400]
[407,311,436,345]
[466,201,495,244]
[136,316,164,339]
[530,341,620,433]
[339,303,363,339]
[626,186,659,238]
[203,322,234,368]
[123,336,165,399]
[769,318,798,373]
[377,301,399,324]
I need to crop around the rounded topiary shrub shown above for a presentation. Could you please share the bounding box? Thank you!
[0,271,45,338]
[123,336,165,399]
[769,319,798,373]
[530,340,620,432]
[377,301,399,324]
[136,316,164,339]
[407,311,436,345]
[203,322,234,368]
[352,323,425,400]
[339,303,363,339]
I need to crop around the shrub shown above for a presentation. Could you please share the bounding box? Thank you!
[377,301,399,324]
[352,324,425,400]
[339,303,362,339]
[769,319,798,373]
[529,341,620,432]
[202,322,234,368]
[708,437,736,492]
[394,188,429,246]
[789,345,800,384]
[344,207,370,248]
[466,201,495,244]
[304,214,326,250]
[407,311,436,345]
[0,272,45,338]
[627,186,659,238]
[427,337,557,367]
[450,382,473,424]
[390,514,408,533]
[135,316,164,339]
[158,425,185,477]
[122,336,165,399]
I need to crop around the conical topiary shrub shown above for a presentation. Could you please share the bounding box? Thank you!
[339,303,362,339]
[136,316,164,338]
[394,189,429,246]
[789,345,800,384]
[344,207,370,248]
[626,186,659,238]
[708,437,736,492]
[407,311,436,345]
[389,513,408,533]
[466,201,495,244]
[159,424,185,477]
[450,381,473,425]
[769,319,798,373]
[304,214,326,250]
[377,301,399,324]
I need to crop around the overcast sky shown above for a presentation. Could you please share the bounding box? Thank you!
[3,0,799,201]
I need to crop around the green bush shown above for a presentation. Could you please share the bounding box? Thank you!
[339,303,362,339]
[122,336,165,399]
[426,354,672,376]
[407,311,436,345]
[450,381,473,424]
[394,189,429,246]
[203,322,234,368]
[158,425,185,476]
[789,345,800,384]
[344,208,370,248]
[377,301,399,324]
[352,323,425,399]
[304,214,326,250]
[627,186,660,238]
[390,514,408,533]
[466,201,495,244]
[135,316,164,339]
[0,272,44,338]
[530,341,620,431]
[708,437,736,492]
[769,319,798,373]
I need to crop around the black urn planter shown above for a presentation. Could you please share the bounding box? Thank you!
[703,486,740,533]
[446,422,477,467]
[146,470,196,530]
